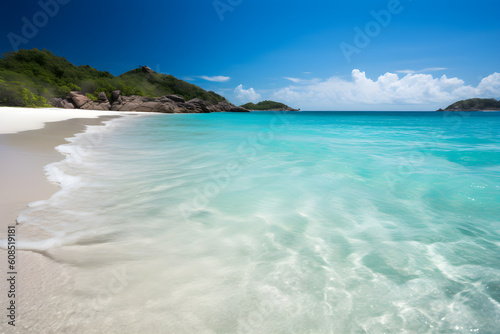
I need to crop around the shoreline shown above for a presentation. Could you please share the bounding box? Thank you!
[0,115,124,228]
[0,109,132,333]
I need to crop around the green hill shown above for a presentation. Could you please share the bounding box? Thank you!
[240,100,298,111]
[440,98,500,111]
[0,48,227,107]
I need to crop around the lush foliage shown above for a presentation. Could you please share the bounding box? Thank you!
[444,98,500,111]
[240,100,291,110]
[0,48,227,107]
[118,69,226,104]
[0,78,49,107]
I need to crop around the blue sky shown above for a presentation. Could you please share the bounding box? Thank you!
[1,0,499,110]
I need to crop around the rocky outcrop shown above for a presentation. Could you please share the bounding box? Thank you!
[50,97,75,109]
[69,91,92,108]
[111,90,122,103]
[111,95,179,113]
[65,91,111,111]
[53,91,250,113]
[141,66,155,74]
[80,100,111,111]
[229,106,251,112]
[97,92,109,103]
[165,95,185,103]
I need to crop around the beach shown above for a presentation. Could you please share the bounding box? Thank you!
[0,107,131,333]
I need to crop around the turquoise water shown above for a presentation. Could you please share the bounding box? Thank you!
[16,112,500,332]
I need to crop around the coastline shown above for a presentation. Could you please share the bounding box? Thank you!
[0,116,119,228]
[0,108,133,332]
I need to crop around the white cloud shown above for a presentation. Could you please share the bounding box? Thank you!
[272,70,500,111]
[283,77,322,84]
[234,84,261,102]
[477,72,500,96]
[396,67,448,74]
[283,77,302,83]
[198,75,231,82]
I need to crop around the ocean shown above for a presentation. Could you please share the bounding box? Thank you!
[14,111,500,332]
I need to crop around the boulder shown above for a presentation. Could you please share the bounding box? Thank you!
[97,92,109,103]
[50,97,75,109]
[186,98,211,113]
[61,91,246,113]
[165,95,185,103]
[141,66,155,74]
[214,101,235,112]
[229,106,250,112]
[69,91,92,108]
[81,101,111,111]
[110,95,176,113]
[60,99,75,109]
[111,90,121,102]
[176,102,197,112]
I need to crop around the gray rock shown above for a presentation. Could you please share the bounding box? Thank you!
[229,106,251,112]
[62,92,247,113]
[186,98,211,113]
[60,99,75,109]
[165,95,185,103]
[141,66,155,74]
[111,90,121,102]
[80,101,111,111]
[69,91,92,108]
[97,92,109,103]
[50,97,75,109]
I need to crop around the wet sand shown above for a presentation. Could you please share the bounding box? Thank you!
[0,114,121,333]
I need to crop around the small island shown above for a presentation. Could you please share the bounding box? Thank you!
[438,98,500,111]
[240,100,299,111]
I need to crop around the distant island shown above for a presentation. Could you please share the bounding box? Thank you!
[438,98,500,111]
[240,100,299,111]
[0,49,292,114]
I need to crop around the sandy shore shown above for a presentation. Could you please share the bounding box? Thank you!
[0,108,132,332]
[0,117,120,227]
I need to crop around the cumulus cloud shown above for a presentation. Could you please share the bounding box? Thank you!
[234,84,261,102]
[272,70,500,110]
[477,72,500,96]
[198,75,231,82]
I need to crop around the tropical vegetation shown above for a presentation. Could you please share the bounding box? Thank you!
[0,48,227,107]
[443,98,500,111]
[240,100,291,110]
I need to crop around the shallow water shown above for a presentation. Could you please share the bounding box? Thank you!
[11,111,500,332]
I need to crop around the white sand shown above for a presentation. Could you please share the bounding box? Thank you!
[0,107,134,134]
[0,109,135,333]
